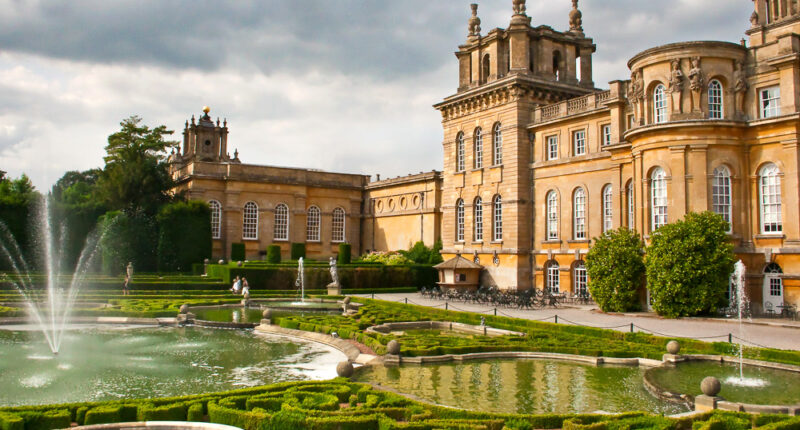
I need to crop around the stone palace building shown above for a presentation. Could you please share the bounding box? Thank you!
[171,0,800,312]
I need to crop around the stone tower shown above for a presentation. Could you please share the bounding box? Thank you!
[179,106,234,163]
[434,0,597,290]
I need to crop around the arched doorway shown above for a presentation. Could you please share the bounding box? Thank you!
[762,263,783,313]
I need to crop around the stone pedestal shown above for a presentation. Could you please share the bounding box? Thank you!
[327,282,342,296]
[695,395,721,412]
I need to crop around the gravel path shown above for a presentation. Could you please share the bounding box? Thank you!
[358,293,800,351]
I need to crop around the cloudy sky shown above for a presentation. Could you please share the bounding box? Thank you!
[0,0,753,190]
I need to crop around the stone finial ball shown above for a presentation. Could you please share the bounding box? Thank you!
[336,361,354,378]
[386,340,401,355]
[701,376,721,397]
[218,259,225,264]
[204,258,209,264]
[262,308,272,319]
[203,106,210,114]
[343,297,351,305]
[237,261,243,267]
[666,340,681,355]
[179,304,189,314]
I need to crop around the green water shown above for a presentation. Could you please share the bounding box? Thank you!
[0,325,346,406]
[648,361,800,405]
[192,303,339,323]
[354,359,688,415]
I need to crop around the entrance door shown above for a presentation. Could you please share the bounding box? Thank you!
[762,263,784,313]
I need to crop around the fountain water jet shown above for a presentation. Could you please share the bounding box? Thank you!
[0,196,103,354]
[727,260,768,388]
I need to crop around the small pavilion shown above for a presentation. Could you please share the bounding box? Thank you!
[434,254,483,292]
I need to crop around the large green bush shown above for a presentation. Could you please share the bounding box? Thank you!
[98,210,159,275]
[291,243,306,260]
[266,245,281,264]
[645,211,735,318]
[585,227,645,312]
[338,243,352,265]
[156,200,211,272]
[230,243,245,262]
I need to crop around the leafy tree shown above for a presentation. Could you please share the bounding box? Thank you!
[0,173,40,269]
[98,210,158,275]
[399,240,444,265]
[645,211,734,318]
[156,201,211,272]
[585,227,645,312]
[95,116,178,214]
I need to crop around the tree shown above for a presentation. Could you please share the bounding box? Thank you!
[645,211,734,318]
[156,201,211,272]
[0,173,40,269]
[585,227,645,312]
[95,116,178,214]
[98,210,158,275]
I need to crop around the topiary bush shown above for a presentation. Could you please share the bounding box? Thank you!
[156,200,212,273]
[291,243,306,260]
[645,211,735,318]
[585,227,644,312]
[266,245,281,264]
[230,243,245,262]
[338,243,352,265]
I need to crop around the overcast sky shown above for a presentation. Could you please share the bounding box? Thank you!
[0,0,753,190]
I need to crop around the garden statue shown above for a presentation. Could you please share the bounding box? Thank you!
[126,262,134,281]
[327,257,342,295]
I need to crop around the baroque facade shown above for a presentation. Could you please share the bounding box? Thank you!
[436,0,800,311]
[171,0,800,312]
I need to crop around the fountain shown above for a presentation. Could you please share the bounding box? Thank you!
[0,197,101,354]
[728,260,768,388]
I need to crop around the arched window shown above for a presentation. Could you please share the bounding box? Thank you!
[573,188,586,240]
[712,166,732,230]
[332,207,345,243]
[759,163,782,233]
[573,261,587,297]
[653,84,668,124]
[209,200,221,239]
[306,206,320,242]
[708,80,723,119]
[274,204,289,240]
[455,199,465,242]
[482,54,490,82]
[602,185,613,233]
[493,195,503,241]
[626,180,634,229]
[456,133,465,172]
[651,168,668,230]
[474,127,483,169]
[492,123,503,165]
[546,190,558,240]
[473,197,483,241]
[242,201,259,240]
[547,262,560,293]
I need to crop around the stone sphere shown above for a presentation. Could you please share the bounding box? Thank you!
[262,309,272,319]
[386,340,401,355]
[237,261,243,267]
[336,361,354,378]
[218,259,225,264]
[666,340,681,355]
[204,258,209,264]
[343,297,351,305]
[701,376,721,397]
[179,304,189,314]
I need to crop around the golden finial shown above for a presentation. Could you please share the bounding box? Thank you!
[202,106,210,114]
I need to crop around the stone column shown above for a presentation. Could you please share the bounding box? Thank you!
[669,146,687,223]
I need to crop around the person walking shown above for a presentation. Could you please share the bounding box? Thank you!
[241,278,250,297]
[122,276,130,296]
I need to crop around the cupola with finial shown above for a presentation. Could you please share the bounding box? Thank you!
[179,106,231,163]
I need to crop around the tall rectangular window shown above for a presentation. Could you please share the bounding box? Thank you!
[627,182,634,229]
[712,166,732,231]
[573,130,586,156]
[760,86,781,118]
[602,124,612,146]
[602,185,613,233]
[274,204,289,240]
[331,208,345,242]
[547,135,558,161]
[573,188,586,240]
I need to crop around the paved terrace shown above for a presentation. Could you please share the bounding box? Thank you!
[360,293,800,351]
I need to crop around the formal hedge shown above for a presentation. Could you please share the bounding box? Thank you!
[337,243,352,265]
[231,243,246,262]
[206,263,436,290]
[266,245,281,264]
[0,379,798,430]
[156,201,212,273]
[291,243,306,260]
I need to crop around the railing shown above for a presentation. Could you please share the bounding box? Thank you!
[535,89,613,123]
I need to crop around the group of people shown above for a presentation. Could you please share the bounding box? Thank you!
[230,276,250,296]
